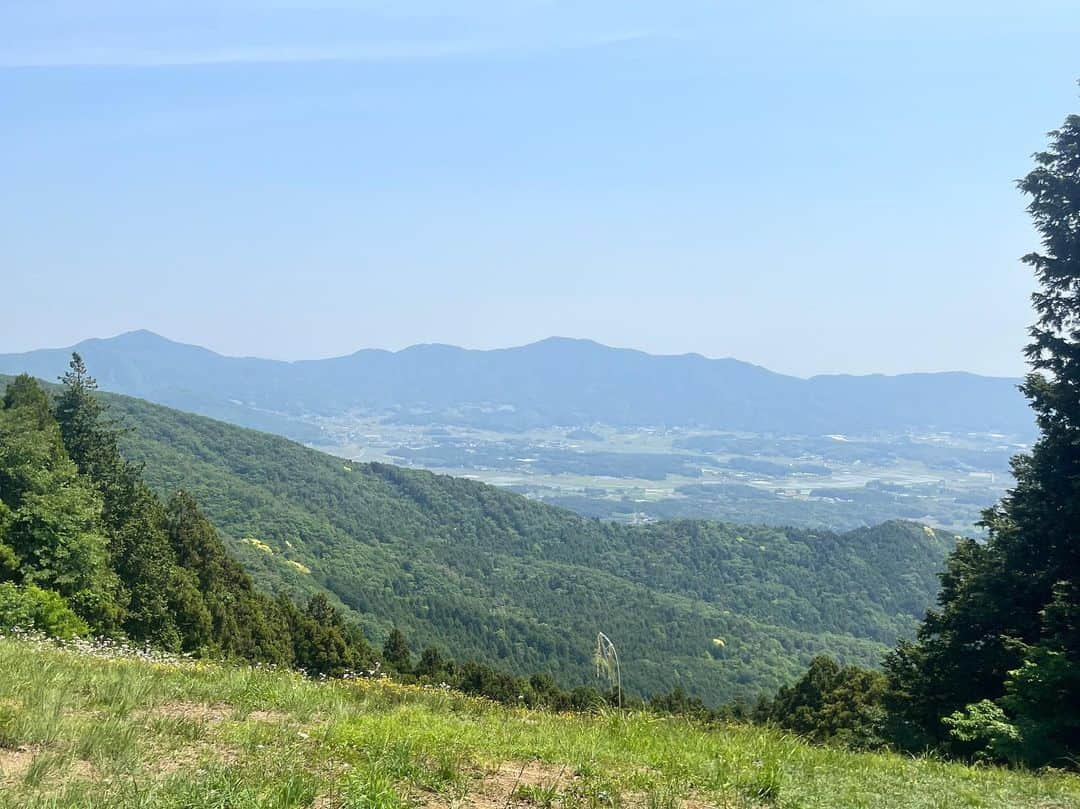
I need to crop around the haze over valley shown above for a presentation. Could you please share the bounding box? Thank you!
[0,330,1031,534]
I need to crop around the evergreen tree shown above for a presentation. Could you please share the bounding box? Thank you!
[2,374,54,429]
[0,364,374,677]
[53,354,202,648]
[284,593,353,677]
[165,491,291,662]
[415,646,447,678]
[382,627,412,673]
[885,111,1080,766]
[53,354,128,496]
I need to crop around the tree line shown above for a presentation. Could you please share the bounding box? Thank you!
[0,359,378,675]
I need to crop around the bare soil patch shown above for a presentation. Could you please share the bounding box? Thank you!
[0,744,41,783]
[246,709,292,724]
[421,759,729,808]
[151,741,239,779]
[148,701,232,724]
[424,759,575,808]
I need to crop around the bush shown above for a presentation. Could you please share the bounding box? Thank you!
[943,700,1022,765]
[944,646,1080,767]
[0,583,89,639]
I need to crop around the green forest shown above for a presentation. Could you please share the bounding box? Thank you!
[0,364,381,676]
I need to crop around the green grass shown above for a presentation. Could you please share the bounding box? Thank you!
[0,637,1076,809]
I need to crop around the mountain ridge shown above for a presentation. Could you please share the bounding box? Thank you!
[0,330,1033,438]
[1,329,1021,379]
[7,329,1022,378]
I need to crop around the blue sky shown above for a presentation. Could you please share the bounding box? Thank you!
[2,2,1078,376]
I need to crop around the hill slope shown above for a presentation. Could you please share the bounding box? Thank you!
[0,330,1033,437]
[75,387,958,704]
[1,637,1076,809]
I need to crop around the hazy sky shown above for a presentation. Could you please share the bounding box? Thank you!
[3,2,1078,376]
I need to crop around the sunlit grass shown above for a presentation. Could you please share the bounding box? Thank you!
[0,636,1076,808]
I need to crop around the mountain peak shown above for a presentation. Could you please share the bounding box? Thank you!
[102,329,173,345]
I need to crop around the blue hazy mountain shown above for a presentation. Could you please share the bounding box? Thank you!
[0,330,1033,438]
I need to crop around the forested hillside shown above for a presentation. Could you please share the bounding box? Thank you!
[64,383,954,704]
[0,367,381,681]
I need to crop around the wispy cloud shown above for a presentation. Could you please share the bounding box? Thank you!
[0,32,651,70]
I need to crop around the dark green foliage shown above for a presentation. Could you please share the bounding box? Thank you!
[648,686,712,719]
[2,374,53,428]
[456,660,529,704]
[997,642,1080,765]
[884,111,1080,767]
[382,628,412,674]
[278,593,360,678]
[109,488,200,650]
[52,354,131,510]
[165,492,294,662]
[309,592,374,675]
[756,656,887,750]
[392,621,740,716]
[47,356,296,659]
[407,639,609,712]
[415,646,447,678]
[51,356,198,647]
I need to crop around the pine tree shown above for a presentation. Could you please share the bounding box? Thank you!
[382,627,412,673]
[53,354,127,489]
[52,354,194,648]
[885,111,1080,765]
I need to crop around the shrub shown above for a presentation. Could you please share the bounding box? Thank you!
[943,699,1022,765]
[0,582,89,639]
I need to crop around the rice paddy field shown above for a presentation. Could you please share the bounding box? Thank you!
[0,636,1076,809]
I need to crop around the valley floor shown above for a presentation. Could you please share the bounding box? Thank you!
[0,637,1076,809]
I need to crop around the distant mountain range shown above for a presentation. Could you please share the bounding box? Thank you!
[0,330,1034,438]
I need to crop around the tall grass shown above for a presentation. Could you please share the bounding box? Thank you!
[0,636,1076,808]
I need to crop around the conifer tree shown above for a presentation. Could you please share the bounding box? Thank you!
[53,354,126,489]
[885,111,1080,765]
[53,354,195,648]
[382,627,412,673]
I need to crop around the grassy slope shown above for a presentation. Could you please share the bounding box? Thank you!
[97,391,955,704]
[0,637,1076,809]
